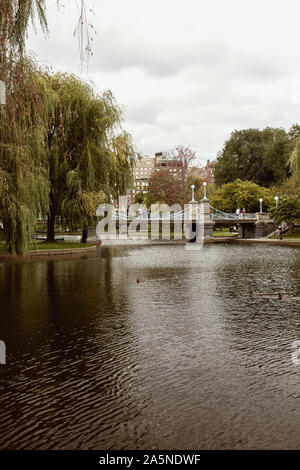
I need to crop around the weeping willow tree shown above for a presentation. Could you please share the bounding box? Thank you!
[0,1,91,253]
[0,1,137,251]
[107,131,139,201]
[62,190,106,242]
[62,130,138,242]
[0,59,58,254]
[0,1,49,254]
[0,0,48,57]
[289,138,300,180]
[0,0,92,59]
[46,73,137,242]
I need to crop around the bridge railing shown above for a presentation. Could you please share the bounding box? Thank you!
[111,208,189,222]
[210,207,257,221]
[111,206,258,221]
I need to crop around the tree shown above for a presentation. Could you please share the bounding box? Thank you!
[0,61,56,254]
[0,0,48,56]
[288,124,300,140]
[134,192,145,204]
[148,170,186,206]
[0,1,52,255]
[166,145,196,181]
[142,192,156,208]
[270,174,300,198]
[210,179,273,213]
[45,73,124,242]
[134,191,155,208]
[159,145,197,203]
[0,0,93,62]
[0,0,97,254]
[62,190,105,242]
[214,127,292,187]
[107,131,138,202]
[185,175,203,202]
[62,130,137,242]
[289,137,300,179]
[269,196,300,232]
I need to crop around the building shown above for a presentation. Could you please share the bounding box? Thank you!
[201,159,216,184]
[128,156,155,204]
[154,152,186,177]
[127,152,191,204]
[188,166,204,178]
[189,159,217,184]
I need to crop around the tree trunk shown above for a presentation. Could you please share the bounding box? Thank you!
[288,221,294,234]
[46,192,56,242]
[81,228,88,243]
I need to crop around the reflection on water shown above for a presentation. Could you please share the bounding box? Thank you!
[1,244,300,449]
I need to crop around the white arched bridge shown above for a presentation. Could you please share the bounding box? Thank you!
[210,207,258,223]
[108,200,274,239]
[111,205,258,222]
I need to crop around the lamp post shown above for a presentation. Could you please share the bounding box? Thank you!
[191,184,195,202]
[203,181,207,200]
[259,198,263,213]
[274,196,279,208]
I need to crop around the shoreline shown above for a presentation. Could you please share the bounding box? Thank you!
[1,236,300,262]
[0,244,99,262]
[210,237,300,247]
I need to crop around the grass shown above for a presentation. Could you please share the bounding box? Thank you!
[36,231,82,236]
[30,242,94,251]
[280,229,300,240]
[213,228,238,237]
[271,228,300,241]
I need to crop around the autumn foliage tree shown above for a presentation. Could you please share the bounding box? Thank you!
[148,170,187,206]
[166,145,196,182]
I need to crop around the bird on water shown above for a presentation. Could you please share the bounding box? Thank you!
[250,291,292,300]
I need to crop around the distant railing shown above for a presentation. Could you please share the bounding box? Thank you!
[112,206,257,222]
[210,207,257,221]
[110,206,258,222]
[111,208,189,222]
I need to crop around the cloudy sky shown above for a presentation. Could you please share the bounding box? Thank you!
[27,0,300,165]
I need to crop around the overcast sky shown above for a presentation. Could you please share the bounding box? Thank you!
[27,0,300,165]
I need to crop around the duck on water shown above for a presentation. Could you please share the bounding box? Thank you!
[250,291,293,300]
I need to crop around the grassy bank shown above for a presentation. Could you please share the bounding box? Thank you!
[281,230,300,240]
[272,228,300,241]
[30,242,94,251]
[213,228,238,237]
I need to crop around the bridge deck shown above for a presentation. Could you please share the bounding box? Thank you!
[115,217,257,224]
[212,218,257,224]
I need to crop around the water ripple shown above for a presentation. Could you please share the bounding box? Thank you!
[1,244,300,449]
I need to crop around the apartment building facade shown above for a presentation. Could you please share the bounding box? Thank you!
[127,152,190,204]
[128,156,155,204]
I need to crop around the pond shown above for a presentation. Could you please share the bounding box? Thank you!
[0,243,300,449]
